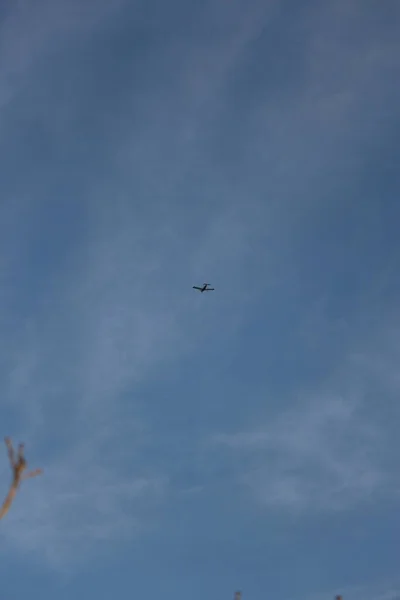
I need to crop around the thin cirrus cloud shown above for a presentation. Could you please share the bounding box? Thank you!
[0,3,398,599]
[208,329,400,514]
[0,196,258,567]
[210,392,385,512]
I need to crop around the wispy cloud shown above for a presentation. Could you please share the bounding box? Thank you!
[0,0,272,570]
[209,352,397,512]
[0,193,261,567]
[0,1,399,594]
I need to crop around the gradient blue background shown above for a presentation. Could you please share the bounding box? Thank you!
[0,0,399,599]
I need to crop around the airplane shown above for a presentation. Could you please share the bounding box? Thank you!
[193,283,214,292]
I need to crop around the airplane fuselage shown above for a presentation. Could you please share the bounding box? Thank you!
[193,283,214,292]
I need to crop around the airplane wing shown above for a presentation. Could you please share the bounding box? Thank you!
[193,286,202,290]
[204,288,214,291]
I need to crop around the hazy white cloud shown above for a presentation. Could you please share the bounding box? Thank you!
[0,1,398,594]
[0,183,262,568]
[0,0,274,560]
[210,373,393,512]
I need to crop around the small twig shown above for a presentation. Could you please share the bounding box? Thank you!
[0,437,43,520]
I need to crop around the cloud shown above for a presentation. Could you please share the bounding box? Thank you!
[209,357,396,513]
[0,0,274,563]
[0,191,262,568]
[0,0,398,583]
[0,75,270,565]
[0,462,167,570]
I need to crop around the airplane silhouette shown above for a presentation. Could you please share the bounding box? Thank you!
[193,283,214,292]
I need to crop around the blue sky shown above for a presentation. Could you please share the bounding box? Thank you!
[0,0,399,598]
